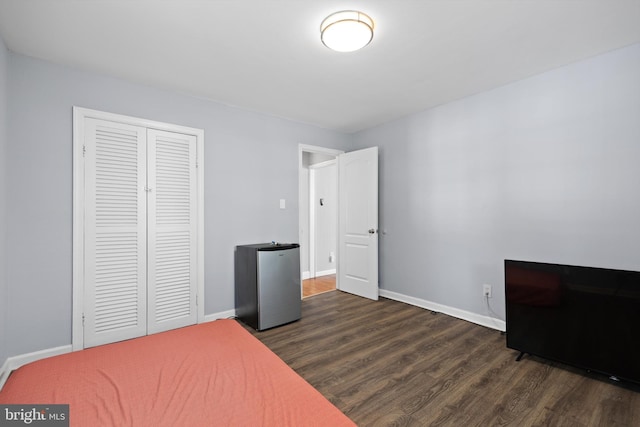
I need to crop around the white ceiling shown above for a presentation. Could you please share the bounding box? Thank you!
[0,1,639,133]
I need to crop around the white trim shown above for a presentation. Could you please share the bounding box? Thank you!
[0,292,502,391]
[74,107,204,135]
[309,168,316,278]
[315,269,336,277]
[196,129,205,324]
[298,144,343,158]
[0,358,9,390]
[0,345,73,391]
[203,309,237,323]
[379,289,506,332]
[72,107,85,351]
[73,106,205,351]
[301,269,334,281]
[308,159,336,170]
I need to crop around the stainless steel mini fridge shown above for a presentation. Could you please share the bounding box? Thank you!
[235,243,301,331]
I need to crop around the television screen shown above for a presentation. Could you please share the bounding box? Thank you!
[505,260,640,384]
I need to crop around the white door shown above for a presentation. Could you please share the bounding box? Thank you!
[84,118,148,347]
[338,147,379,300]
[147,129,198,334]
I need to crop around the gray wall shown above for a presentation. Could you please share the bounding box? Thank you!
[3,37,639,361]
[353,43,640,322]
[300,166,310,274]
[4,53,351,357]
[0,35,8,364]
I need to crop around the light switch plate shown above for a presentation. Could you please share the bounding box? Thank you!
[279,199,286,209]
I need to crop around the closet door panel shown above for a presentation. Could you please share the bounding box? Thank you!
[84,118,147,348]
[147,129,198,334]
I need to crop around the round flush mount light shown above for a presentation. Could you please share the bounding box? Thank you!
[320,10,374,52]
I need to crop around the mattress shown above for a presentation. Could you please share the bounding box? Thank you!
[0,319,355,426]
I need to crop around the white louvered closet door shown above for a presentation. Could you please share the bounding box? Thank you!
[84,118,148,348]
[147,129,198,334]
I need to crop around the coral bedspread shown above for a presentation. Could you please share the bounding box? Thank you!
[0,319,355,426]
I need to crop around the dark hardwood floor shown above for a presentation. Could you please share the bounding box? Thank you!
[247,290,640,426]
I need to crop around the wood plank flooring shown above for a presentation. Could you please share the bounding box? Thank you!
[302,274,336,298]
[247,291,640,427]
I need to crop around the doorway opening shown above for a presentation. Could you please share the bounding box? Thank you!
[298,145,343,298]
[299,144,379,301]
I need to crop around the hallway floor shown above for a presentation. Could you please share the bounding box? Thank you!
[302,274,336,298]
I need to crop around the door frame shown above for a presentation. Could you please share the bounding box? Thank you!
[72,107,205,351]
[298,144,343,290]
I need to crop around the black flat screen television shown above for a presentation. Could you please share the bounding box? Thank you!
[505,259,640,384]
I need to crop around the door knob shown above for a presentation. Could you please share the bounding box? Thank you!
[368,228,377,234]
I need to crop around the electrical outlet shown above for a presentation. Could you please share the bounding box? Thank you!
[483,284,492,298]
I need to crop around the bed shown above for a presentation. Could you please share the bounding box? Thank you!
[0,319,355,426]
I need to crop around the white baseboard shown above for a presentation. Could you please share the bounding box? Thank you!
[302,269,335,280]
[0,358,9,391]
[0,345,72,391]
[0,311,238,391]
[0,310,241,392]
[315,269,336,277]
[0,295,502,390]
[379,289,506,332]
[0,311,238,392]
[203,308,237,323]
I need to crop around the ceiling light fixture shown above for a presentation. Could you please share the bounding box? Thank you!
[320,10,374,53]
